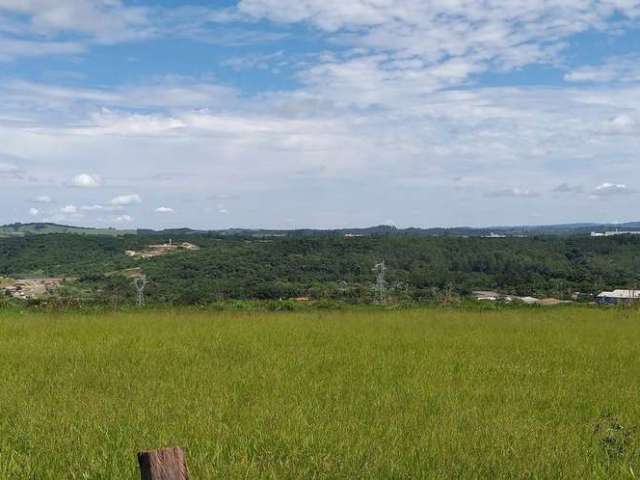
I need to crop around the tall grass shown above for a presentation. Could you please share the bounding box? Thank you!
[0,306,639,479]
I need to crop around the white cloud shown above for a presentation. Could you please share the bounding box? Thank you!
[70,173,102,188]
[28,207,39,216]
[0,0,152,44]
[236,0,639,97]
[113,214,133,223]
[60,204,78,214]
[117,82,236,109]
[222,50,289,72]
[1,2,640,228]
[0,2,284,61]
[1,79,236,119]
[32,195,53,203]
[111,193,141,206]
[79,204,126,213]
[565,55,640,84]
[0,38,85,61]
[486,188,539,198]
[602,114,637,135]
[2,79,640,226]
[592,182,632,197]
[80,204,104,211]
[155,206,175,213]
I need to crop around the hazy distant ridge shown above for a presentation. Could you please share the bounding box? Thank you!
[3,222,640,238]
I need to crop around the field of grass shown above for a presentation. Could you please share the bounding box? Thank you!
[1,306,639,479]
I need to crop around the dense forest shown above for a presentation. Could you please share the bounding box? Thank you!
[2,232,640,305]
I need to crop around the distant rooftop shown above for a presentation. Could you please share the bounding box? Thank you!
[591,231,640,237]
[597,290,640,299]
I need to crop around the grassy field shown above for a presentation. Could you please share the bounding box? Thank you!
[0,306,639,479]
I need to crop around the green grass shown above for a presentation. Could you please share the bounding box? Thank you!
[1,306,639,479]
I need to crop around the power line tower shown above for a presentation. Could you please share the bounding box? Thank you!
[373,261,387,305]
[133,275,147,307]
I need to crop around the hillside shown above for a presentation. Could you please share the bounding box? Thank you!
[2,232,640,305]
[5,221,640,238]
[0,223,135,237]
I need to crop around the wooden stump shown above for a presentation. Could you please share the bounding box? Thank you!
[137,447,189,480]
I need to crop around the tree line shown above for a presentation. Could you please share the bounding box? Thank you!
[2,233,640,305]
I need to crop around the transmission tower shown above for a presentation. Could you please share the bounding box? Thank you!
[373,261,387,305]
[133,275,147,307]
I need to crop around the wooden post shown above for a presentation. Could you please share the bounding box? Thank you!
[137,447,189,480]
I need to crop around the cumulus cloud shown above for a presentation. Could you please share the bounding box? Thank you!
[60,204,78,214]
[485,188,539,198]
[2,79,640,226]
[113,214,133,223]
[222,50,289,72]
[32,195,53,203]
[601,114,637,135]
[1,1,640,228]
[235,0,639,100]
[236,0,639,34]
[111,193,142,206]
[592,183,633,197]
[28,207,39,216]
[0,0,152,45]
[8,80,237,116]
[80,204,104,211]
[0,38,85,62]
[0,1,284,62]
[70,173,102,188]
[155,206,175,213]
[565,55,640,84]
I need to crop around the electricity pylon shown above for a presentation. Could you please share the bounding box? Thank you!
[373,261,387,305]
[133,275,147,307]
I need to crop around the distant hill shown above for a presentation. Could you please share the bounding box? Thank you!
[4,226,640,304]
[0,223,135,237]
[3,221,640,238]
[202,223,640,237]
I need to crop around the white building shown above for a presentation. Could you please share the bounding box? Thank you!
[591,231,640,237]
[596,290,640,305]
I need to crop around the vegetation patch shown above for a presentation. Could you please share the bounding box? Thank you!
[0,306,639,479]
[4,233,640,306]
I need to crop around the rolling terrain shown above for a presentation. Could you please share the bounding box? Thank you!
[4,221,640,238]
[3,232,640,304]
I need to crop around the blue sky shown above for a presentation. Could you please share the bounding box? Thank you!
[1,1,640,229]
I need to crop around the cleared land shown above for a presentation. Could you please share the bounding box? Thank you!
[0,307,639,479]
